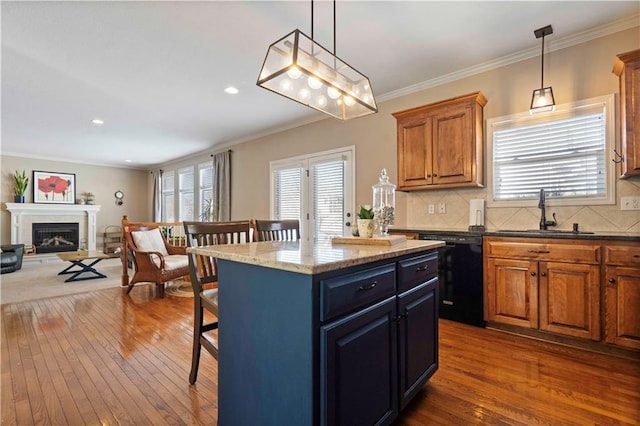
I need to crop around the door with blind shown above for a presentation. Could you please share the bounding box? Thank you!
[271,147,354,242]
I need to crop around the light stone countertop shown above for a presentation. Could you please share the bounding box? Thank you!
[188,239,445,275]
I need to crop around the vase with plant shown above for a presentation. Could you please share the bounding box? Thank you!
[357,205,375,238]
[13,170,29,203]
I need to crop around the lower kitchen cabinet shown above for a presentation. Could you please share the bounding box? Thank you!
[397,278,438,409]
[604,244,640,350]
[484,237,601,341]
[321,255,439,426]
[321,297,398,426]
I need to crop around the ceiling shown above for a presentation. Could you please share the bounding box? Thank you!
[2,1,638,169]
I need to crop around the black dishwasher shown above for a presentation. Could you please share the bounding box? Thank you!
[419,232,485,327]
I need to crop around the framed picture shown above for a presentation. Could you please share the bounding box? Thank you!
[33,171,76,204]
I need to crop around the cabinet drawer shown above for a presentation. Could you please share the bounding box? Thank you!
[605,245,640,266]
[398,253,438,292]
[321,264,396,322]
[485,240,600,264]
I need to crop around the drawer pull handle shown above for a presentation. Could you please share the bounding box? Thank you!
[527,249,550,254]
[358,281,377,291]
[416,265,429,272]
[634,254,640,258]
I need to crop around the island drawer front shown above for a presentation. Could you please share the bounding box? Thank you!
[485,240,601,264]
[397,253,438,292]
[605,245,640,266]
[321,263,396,322]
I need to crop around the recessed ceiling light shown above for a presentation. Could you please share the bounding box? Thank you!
[224,86,239,94]
[91,119,105,125]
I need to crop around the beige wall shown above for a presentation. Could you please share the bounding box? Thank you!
[1,156,149,245]
[225,26,640,233]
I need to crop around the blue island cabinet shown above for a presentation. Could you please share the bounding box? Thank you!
[214,244,439,426]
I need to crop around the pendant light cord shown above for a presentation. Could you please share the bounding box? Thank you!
[540,34,545,88]
[333,0,336,56]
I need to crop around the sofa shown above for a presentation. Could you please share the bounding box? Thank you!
[1,244,25,274]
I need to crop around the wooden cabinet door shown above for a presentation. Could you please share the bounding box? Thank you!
[605,266,640,349]
[613,49,640,177]
[539,262,601,340]
[397,115,433,188]
[321,297,398,426]
[431,103,473,185]
[485,258,538,328]
[397,278,438,410]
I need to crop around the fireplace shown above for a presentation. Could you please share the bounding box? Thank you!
[32,223,80,254]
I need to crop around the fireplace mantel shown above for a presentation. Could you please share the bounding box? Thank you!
[5,203,101,251]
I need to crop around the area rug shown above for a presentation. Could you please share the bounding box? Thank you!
[1,257,124,305]
[165,281,194,298]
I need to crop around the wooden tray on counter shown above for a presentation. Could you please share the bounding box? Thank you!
[331,235,407,246]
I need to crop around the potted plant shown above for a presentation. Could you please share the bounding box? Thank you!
[13,170,28,203]
[357,205,375,238]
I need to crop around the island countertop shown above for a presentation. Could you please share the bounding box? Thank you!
[187,239,445,275]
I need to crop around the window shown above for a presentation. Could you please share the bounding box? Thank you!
[178,166,194,221]
[487,95,615,207]
[161,171,175,222]
[271,147,354,242]
[199,161,213,220]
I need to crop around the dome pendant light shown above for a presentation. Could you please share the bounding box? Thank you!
[257,0,377,120]
[530,25,556,113]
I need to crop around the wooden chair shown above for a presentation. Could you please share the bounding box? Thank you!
[253,219,300,241]
[183,220,252,384]
[121,215,189,298]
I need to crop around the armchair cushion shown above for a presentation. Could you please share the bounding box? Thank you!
[152,253,189,270]
[131,228,169,257]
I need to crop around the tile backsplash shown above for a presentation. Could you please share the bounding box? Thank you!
[404,177,640,233]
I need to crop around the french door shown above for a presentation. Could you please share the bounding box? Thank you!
[270,147,355,242]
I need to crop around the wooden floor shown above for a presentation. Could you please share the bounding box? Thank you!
[2,285,639,425]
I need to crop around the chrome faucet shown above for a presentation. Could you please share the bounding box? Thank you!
[538,189,557,230]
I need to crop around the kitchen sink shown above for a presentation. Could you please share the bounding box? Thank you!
[498,229,595,235]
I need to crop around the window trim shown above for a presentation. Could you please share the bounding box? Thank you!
[486,94,615,208]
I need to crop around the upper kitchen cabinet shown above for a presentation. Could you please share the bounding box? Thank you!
[393,92,487,191]
[613,49,640,178]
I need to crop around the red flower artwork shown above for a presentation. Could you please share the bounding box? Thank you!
[38,175,69,200]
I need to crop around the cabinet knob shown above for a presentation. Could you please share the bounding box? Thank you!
[530,272,536,276]
[540,272,547,277]
[608,278,616,284]
[416,265,428,272]
[433,173,438,177]
[426,174,432,178]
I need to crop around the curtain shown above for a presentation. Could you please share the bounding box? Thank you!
[152,170,162,221]
[213,151,231,221]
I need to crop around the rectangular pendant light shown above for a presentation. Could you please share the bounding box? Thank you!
[257,29,377,120]
[530,25,556,114]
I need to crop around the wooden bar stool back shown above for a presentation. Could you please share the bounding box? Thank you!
[183,220,252,384]
[253,219,300,241]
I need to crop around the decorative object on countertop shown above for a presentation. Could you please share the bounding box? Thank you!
[13,170,29,203]
[373,168,396,236]
[530,25,556,113]
[257,0,377,120]
[85,192,95,205]
[468,198,485,232]
[34,170,76,204]
[357,205,375,238]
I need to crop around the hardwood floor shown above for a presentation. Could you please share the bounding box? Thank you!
[2,285,639,425]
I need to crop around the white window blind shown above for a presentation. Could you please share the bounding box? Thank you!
[161,171,175,222]
[489,95,614,206]
[312,160,344,240]
[178,166,194,221]
[199,162,213,220]
[274,167,302,220]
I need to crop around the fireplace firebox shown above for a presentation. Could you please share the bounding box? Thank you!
[32,223,79,254]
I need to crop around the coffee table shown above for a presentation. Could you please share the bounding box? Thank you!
[57,251,118,282]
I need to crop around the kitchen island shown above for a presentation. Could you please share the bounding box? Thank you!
[188,239,444,425]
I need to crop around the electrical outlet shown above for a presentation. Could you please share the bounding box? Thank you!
[621,196,640,210]
[428,204,435,214]
[438,203,446,214]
